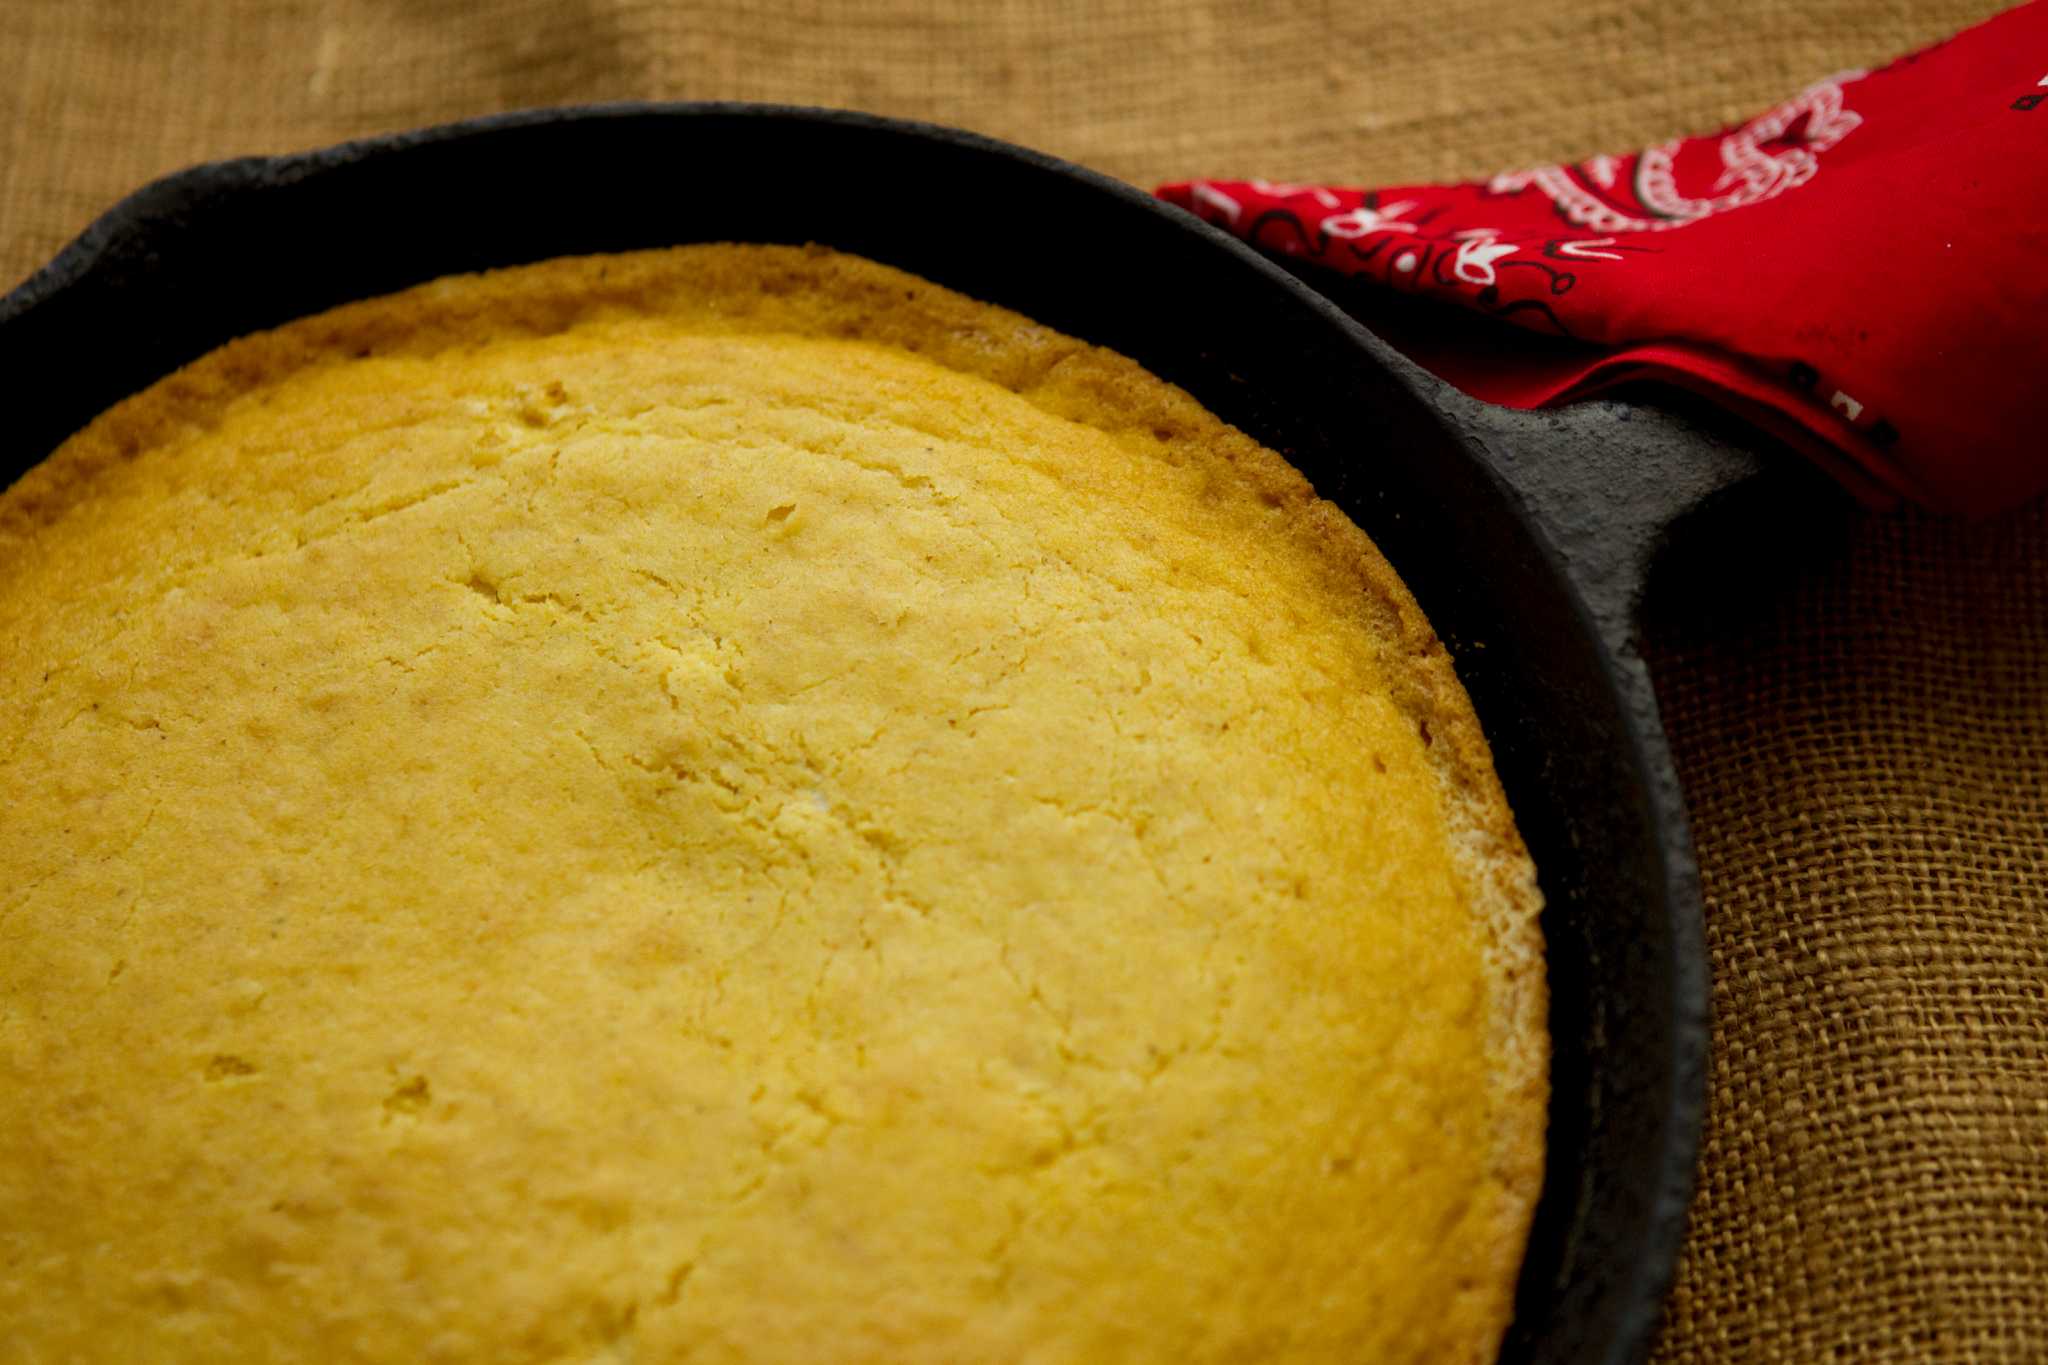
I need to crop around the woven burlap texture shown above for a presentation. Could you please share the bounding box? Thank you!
[4,2,2043,1360]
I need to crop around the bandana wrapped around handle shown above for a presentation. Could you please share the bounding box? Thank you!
[1159,0,2048,514]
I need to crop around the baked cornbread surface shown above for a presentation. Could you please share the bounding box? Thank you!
[0,244,1544,1364]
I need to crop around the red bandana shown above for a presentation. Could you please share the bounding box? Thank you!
[1159,1,2048,514]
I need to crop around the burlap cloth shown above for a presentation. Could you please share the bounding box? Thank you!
[4,2,2043,1358]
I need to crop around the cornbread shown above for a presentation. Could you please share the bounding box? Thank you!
[0,244,1545,1363]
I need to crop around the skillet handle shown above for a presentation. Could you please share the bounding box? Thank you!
[1307,280,1846,660]
[1418,383,1774,657]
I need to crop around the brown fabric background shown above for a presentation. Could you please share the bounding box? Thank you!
[4,1,2044,1358]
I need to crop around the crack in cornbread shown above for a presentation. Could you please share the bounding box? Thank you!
[0,244,1544,1363]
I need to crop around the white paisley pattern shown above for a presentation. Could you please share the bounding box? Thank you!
[1486,72,1867,233]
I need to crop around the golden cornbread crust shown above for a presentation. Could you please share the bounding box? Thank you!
[0,245,1544,1363]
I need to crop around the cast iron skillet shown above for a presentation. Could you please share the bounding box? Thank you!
[0,105,1755,1363]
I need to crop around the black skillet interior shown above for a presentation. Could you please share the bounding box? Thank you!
[0,104,1712,1365]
